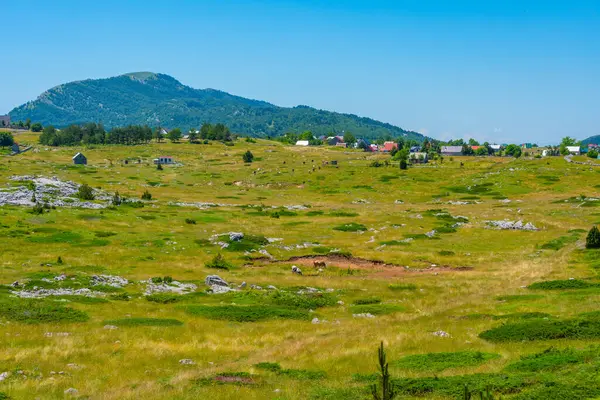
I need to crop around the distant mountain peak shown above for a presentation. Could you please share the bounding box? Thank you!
[9,72,425,141]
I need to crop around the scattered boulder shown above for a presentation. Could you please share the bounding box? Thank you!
[179,359,196,365]
[103,325,118,330]
[229,232,244,242]
[0,372,9,382]
[64,388,79,396]
[291,266,303,275]
[205,275,229,287]
[486,220,538,231]
[353,313,375,318]
[432,330,451,338]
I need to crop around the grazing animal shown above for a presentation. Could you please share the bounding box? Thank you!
[291,265,303,275]
[313,261,326,268]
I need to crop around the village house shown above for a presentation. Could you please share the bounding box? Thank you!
[369,144,378,152]
[295,140,309,146]
[441,146,463,156]
[326,136,344,146]
[354,138,371,150]
[382,141,398,152]
[0,115,10,127]
[409,152,428,164]
[72,152,87,165]
[409,145,421,153]
[566,146,581,155]
[490,144,502,152]
[153,156,174,165]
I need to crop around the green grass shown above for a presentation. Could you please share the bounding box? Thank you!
[145,293,182,304]
[505,347,592,372]
[528,279,598,290]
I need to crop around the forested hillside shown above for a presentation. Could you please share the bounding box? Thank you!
[10,72,424,141]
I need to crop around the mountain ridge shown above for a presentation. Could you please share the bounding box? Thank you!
[9,72,425,141]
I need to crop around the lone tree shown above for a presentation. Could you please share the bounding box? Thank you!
[167,128,182,142]
[243,150,254,163]
[587,226,600,249]
[371,342,397,400]
[141,190,152,201]
[0,132,14,147]
[77,184,95,200]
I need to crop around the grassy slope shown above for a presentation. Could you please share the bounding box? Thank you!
[0,131,599,399]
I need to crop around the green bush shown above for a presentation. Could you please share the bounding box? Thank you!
[243,150,254,163]
[333,222,367,232]
[511,384,600,400]
[395,351,500,372]
[254,362,281,372]
[77,184,95,200]
[349,304,405,315]
[586,226,600,249]
[109,293,131,301]
[141,190,152,200]
[268,291,337,309]
[185,218,196,224]
[146,293,181,304]
[354,297,381,305]
[279,369,326,380]
[528,279,597,290]
[0,300,89,324]
[388,284,417,291]
[505,347,587,372]
[184,305,310,322]
[479,318,600,342]
[205,253,233,270]
[103,318,183,327]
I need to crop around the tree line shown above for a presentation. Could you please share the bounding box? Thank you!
[37,122,235,146]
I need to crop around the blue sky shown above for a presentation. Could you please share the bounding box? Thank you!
[2,0,599,144]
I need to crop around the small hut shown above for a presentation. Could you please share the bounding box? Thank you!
[72,152,87,165]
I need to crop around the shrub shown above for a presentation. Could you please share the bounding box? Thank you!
[141,190,152,200]
[146,293,181,304]
[349,304,405,315]
[157,163,163,170]
[400,160,407,170]
[586,226,600,249]
[103,318,183,327]
[77,184,95,200]
[109,293,131,301]
[528,279,596,290]
[0,300,89,324]
[242,150,254,163]
[354,297,381,305]
[333,222,368,232]
[184,305,310,322]
[395,351,500,372]
[388,284,417,291]
[112,191,122,206]
[371,342,397,400]
[279,369,327,380]
[185,218,196,224]
[29,202,45,215]
[479,318,600,342]
[205,253,233,270]
[268,291,337,309]
[505,347,586,372]
[254,362,282,372]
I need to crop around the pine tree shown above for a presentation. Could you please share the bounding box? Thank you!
[587,226,600,249]
[371,342,397,400]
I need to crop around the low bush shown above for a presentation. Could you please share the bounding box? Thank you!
[511,384,600,400]
[354,297,381,305]
[184,305,310,322]
[528,279,597,290]
[479,318,600,342]
[146,293,181,304]
[268,291,337,309]
[221,234,269,252]
[54,295,109,304]
[185,218,196,224]
[395,351,500,372]
[141,190,152,200]
[254,362,281,372]
[77,184,95,200]
[495,294,544,302]
[349,304,405,315]
[505,347,588,372]
[329,210,359,217]
[205,253,233,270]
[279,369,326,380]
[103,318,183,327]
[0,300,89,324]
[109,293,131,301]
[333,222,367,232]
[389,283,417,291]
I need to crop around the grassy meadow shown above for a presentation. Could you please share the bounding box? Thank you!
[1,130,600,399]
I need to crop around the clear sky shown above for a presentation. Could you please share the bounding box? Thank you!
[2,0,599,144]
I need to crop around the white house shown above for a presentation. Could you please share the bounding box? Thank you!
[542,149,550,157]
[490,144,502,152]
[566,146,581,155]
[441,146,463,156]
[409,152,428,164]
[295,140,310,146]
[153,156,174,165]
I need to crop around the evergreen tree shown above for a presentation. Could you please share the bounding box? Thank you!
[587,226,600,249]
